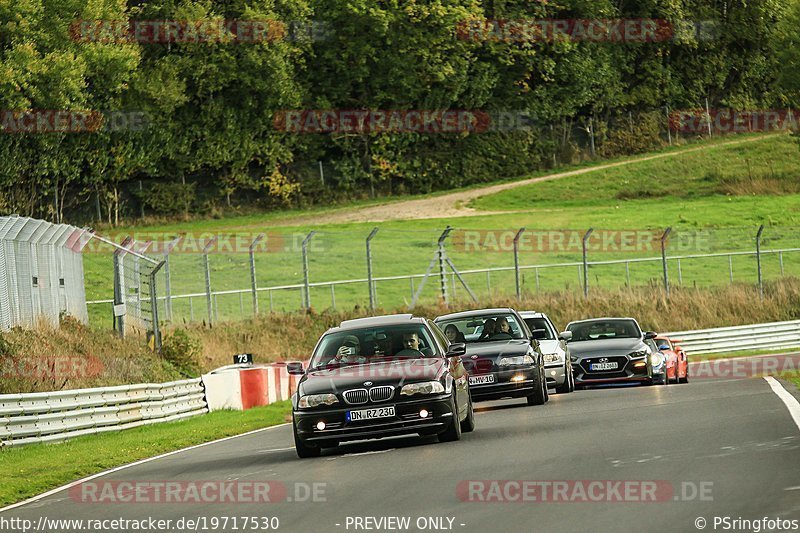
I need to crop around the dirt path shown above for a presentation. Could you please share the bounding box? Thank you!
[271,135,775,227]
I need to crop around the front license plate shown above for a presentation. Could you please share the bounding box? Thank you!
[590,362,619,371]
[469,375,496,385]
[347,406,395,422]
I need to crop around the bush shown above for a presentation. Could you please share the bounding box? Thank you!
[161,329,202,375]
[137,182,196,215]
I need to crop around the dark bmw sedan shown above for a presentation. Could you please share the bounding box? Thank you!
[565,317,659,388]
[288,314,474,458]
[433,308,548,406]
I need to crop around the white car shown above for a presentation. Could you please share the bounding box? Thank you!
[519,311,574,393]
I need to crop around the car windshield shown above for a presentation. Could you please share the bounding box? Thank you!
[309,324,439,368]
[523,317,556,340]
[567,319,641,341]
[645,339,659,352]
[436,313,525,343]
[656,339,672,350]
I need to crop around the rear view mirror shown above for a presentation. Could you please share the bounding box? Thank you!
[446,343,467,357]
[558,331,573,341]
[286,361,305,375]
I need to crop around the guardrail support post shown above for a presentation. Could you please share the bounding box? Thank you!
[661,227,672,296]
[302,231,316,309]
[366,227,379,311]
[756,224,765,300]
[249,234,265,316]
[513,227,526,299]
[582,228,594,298]
[202,236,218,325]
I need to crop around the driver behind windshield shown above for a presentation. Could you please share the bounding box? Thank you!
[397,332,422,356]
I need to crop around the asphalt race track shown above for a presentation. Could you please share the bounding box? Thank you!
[4,361,800,533]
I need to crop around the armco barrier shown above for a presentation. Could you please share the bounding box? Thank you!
[202,363,300,412]
[0,378,207,447]
[665,319,800,355]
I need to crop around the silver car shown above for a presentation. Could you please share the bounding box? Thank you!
[519,311,574,394]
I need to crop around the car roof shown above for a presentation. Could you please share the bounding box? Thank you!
[329,313,428,333]
[433,308,517,321]
[566,317,639,325]
[518,311,545,318]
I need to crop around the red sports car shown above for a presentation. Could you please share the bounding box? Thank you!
[655,336,689,384]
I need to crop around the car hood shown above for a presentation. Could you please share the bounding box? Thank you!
[299,357,446,396]
[464,339,532,358]
[568,338,647,358]
[538,339,563,355]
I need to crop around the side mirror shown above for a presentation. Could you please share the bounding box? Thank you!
[446,343,467,357]
[286,361,305,375]
[644,331,657,340]
[558,331,573,342]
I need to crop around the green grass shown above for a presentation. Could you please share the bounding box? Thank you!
[470,133,800,215]
[0,402,291,507]
[80,133,800,323]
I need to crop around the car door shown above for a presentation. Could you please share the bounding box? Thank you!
[429,321,469,418]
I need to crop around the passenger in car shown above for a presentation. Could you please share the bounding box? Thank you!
[333,334,367,363]
[495,317,512,335]
[444,324,466,344]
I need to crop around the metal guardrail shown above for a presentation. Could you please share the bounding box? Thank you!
[665,320,800,355]
[0,378,207,447]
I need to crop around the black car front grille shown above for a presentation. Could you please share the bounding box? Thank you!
[369,385,394,402]
[580,356,629,374]
[343,389,369,405]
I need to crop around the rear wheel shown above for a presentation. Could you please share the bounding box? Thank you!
[293,422,321,458]
[460,394,475,433]
[438,397,462,442]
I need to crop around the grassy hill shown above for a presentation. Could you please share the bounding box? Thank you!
[78,133,800,323]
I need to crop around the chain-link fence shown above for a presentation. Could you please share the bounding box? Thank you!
[78,224,800,332]
[0,216,90,330]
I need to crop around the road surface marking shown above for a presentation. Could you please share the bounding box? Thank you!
[764,376,800,432]
[0,422,290,514]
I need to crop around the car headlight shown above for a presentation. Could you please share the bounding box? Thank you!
[543,353,563,363]
[499,355,535,366]
[400,381,445,396]
[298,393,338,408]
[649,352,664,366]
[628,350,649,359]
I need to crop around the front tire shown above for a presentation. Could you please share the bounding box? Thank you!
[293,421,321,458]
[527,366,547,405]
[438,397,462,442]
[461,394,475,433]
[555,363,572,394]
